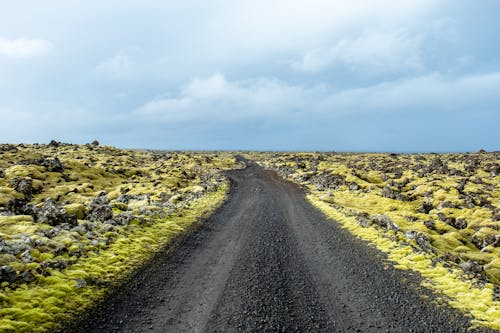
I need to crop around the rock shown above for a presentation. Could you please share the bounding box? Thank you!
[10,177,35,197]
[37,199,78,226]
[5,198,36,215]
[356,216,370,228]
[423,220,436,230]
[417,201,434,214]
[437,201,455,210]
[92,192,109,206]
[19,270,35,283]
[0,144,18,152]
[44,157,64,172]
[381,186,395,199]
[414,233,436,254]
[113,212,136,226]
[471,232,500,249]
[86,193,113,222]
[91,140,100,146]
[459,260,483,274]
[371,214,399,231]
[21,250,34,263]
[116,194,149,204]
[75,278,87,289]
[48,140,61,147]
[159,192,173,203]
[442,252,460,263]
[0,265,17,283]
[404,230,417,239]
[427,157,448,174]
[87,205,113,222]
[437,213,467,230]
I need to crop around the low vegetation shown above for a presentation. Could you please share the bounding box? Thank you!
[0,142,239,332]
[250,151,500,330]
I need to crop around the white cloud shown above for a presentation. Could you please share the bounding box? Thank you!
[96,47,144,78]
[134,71,500,126]
[320,72,500,113]
[292,29,424,74]
[0,37,53,58]
[134,73,311,123]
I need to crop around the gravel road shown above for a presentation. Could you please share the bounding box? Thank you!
[70,161,493,332]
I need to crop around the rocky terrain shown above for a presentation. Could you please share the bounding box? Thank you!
[0,142,238,332]
[250,151,500,329]
[69,161,489,333]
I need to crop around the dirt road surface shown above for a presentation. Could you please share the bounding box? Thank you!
[71,161,491,332]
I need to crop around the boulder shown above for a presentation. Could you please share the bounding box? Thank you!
[0,265,17,283]
[10,177,35,197]
[86,193,113,222]
[417,201,434,214]
[36,199,77,226]
[371,214,399,231]
[48,140,61,147]
[459,260,483,274]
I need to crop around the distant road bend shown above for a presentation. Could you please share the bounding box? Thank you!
[73,160,489,333]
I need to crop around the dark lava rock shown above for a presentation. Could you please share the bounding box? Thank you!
[415,233,437,254]
[106,212,136,226]
[18,270,35,283]
[116,194,149,204]
[37,199,77,226]
[437,213,467,230]
[86,193,113,222]
[49,140,61,147]
[417,201,434,214]
[0,144,18,153]
[0,265,17,283]
[381,186,407,201]
[471,232,500,249]
[44,157,64,172]
[10,177,35,197]
[19,157,65,172]
[371,214,399,231]
[427,157,448,174]
[5,198,37,215]
[459,260,483,274]
[423,220,436,231]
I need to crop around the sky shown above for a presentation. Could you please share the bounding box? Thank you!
[0,1,499,152]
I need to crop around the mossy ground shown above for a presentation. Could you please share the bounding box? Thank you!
[251,151,500,330]
[0,143,237,332]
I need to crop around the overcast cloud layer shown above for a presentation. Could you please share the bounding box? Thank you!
[0,1,499,151]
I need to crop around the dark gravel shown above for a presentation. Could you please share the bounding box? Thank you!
[67,161,496,333]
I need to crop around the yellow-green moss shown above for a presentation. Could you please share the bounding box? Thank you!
[309,194,500,330]
[0,183,228,332]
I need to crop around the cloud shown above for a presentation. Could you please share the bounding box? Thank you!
[321,71,500,113]
[96,47,144,78]
[134,71,500,126]
[291,29,424,74]
[0,38,53,58]
[134,73,312,124]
